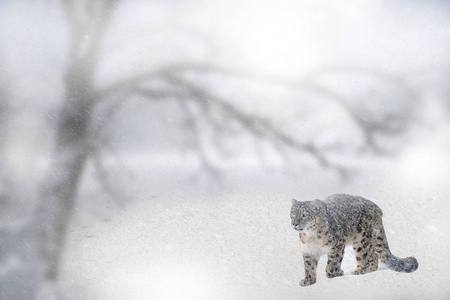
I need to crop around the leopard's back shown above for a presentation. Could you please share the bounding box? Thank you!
[323,194,383,240]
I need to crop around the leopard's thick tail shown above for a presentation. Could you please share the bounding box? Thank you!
[375,223,418,273]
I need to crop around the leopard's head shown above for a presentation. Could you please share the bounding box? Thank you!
[290,199,315,231]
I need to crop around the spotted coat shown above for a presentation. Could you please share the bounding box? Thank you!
[291,194,418,286]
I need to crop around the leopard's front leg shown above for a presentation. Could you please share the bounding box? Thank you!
[300,253,319,286]
[326,243,345,278]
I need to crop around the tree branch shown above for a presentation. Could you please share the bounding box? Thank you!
[96,61,416,175]
[176,99,221,179]
[61,0,86,60]
[174,77,344,174]
[84,0,119,62]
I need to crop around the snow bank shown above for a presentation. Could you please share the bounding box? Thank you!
[60,156,450,300]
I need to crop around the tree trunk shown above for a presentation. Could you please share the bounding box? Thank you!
[37,63,95,280]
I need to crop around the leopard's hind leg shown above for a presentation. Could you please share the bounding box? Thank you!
[368,251,378,272]
[352,221,377,275]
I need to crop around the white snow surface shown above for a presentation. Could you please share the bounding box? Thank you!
[59,153,450,300]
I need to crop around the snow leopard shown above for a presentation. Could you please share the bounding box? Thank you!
[290,194,418,286]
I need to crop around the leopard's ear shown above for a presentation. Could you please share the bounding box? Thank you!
[292,198,298,206]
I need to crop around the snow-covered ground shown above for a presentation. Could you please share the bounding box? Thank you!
[59,146,450,300]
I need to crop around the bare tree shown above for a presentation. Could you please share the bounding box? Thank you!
[36,0,118,281]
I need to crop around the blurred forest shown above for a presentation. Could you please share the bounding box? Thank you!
[0,0,450,299]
